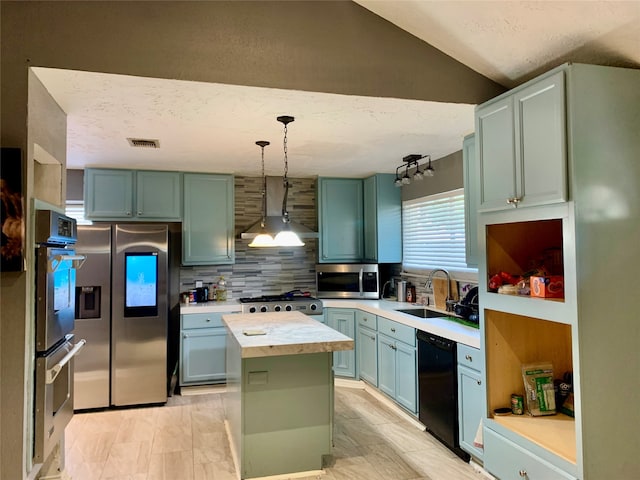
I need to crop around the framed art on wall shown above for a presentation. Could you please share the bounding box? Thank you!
[1,148,25,272]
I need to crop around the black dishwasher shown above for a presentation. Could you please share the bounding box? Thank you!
[417,331,470,461]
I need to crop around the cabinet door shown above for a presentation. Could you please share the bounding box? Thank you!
[377,334,396,399]
[180,327,227,385]
[463,134,479,267]
[458,365,484,460]
[182,173,234,265]
[85,169,134,219]
[318,178,363,263]
[327,309,356,378]
[363,174,402,263]
[477,97,516,212]
[136,171,182,219]
[356,325,377,386]
[395,341,417,413]
[515,71,567,207]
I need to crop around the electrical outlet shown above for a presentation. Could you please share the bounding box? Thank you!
[195,280,203,288]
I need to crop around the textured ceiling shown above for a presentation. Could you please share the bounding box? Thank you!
[356,0,640,88]
[33,1,639,178]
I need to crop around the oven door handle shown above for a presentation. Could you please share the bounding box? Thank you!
[48,254,87,273]
[46,339,86,384]
[358,268,363,296]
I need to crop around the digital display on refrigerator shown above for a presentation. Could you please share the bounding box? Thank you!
[124,252,158,317]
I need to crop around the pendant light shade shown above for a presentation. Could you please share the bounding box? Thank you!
[248,140,275,248]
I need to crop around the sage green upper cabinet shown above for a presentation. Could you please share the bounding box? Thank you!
[477,70,567,211]
[84,168,181,220]
[182,173,234,265]
[462,134,479,267]
[363,174,402,263]
[136,171,182,219]
[317,178,363,263]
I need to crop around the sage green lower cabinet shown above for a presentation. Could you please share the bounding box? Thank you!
[376,317,417,414]
[182,173,234,265]
[179,312,230,386]
[326,308,356,378]
[484,428,577,480]
[457,344,484,461]
[225,342,333,479]
[356,310,377,386]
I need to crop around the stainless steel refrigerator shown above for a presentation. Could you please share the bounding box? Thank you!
[73,223,169,408]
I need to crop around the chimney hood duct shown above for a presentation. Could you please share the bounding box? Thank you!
[240,176,318,240]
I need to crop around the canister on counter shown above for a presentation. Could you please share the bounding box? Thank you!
[188,289,197,304]
[511,393,524,415]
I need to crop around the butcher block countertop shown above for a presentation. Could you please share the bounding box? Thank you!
[222,311,354,359]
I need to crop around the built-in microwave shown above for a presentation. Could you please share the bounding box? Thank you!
[315,264,379,299]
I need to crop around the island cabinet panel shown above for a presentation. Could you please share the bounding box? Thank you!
[317,178,364,263]
[477,70,566,212]
[241,353,333,479]
[182,173,234,265]
[85,168,182,220]
[356,321,377,386]
[326,308,356,378]
[477,65,640,480]
[457,344,484,461]
[179,312,230,386]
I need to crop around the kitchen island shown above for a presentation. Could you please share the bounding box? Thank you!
[222,311,354,479]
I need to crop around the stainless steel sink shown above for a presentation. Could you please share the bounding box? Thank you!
[396,308,451,319]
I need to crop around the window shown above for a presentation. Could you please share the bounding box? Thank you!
[402,188,477,275]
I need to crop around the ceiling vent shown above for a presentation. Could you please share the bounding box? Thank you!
[127,138,160,148]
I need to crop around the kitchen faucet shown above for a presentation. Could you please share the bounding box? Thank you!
[425,268,455,312]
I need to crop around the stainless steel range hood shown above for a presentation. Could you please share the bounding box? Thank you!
[240,176,318,239]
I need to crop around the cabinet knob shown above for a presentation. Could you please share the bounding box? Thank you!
[206,318,210,322]
[465,354,472,361]
[477,380,482,386]
[519,470,527,478]
[183,334,189,339]
[126,211,132,216]
[506,197,522,207]
[390,344,397,350]
[390,327,396,333]
[137,211,143,215]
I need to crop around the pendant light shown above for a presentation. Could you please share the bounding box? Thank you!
[248,140,275,247]
[273,115,304,247]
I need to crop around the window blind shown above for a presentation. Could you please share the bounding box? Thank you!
[402,188,475,273]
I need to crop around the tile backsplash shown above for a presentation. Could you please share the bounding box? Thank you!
[179,176,318,298]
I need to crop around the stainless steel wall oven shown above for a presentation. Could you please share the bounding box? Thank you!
[33,210,86,463]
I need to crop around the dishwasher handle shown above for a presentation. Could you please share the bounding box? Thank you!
[416,330,455,351]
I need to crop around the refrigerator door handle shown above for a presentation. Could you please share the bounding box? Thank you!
[46,339,86,384]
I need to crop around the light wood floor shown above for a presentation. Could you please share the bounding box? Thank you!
[65,385,486,480]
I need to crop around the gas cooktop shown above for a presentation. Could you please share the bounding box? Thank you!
[239,291,323,315]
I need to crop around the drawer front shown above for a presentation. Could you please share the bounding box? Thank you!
[181,312,226,329]
[457,344,481,372]
[356,310,377,330]
[484,428,576,480]
[377,316,415,346]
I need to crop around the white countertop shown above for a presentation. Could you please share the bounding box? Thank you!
[181,298,481,349]
[222,311,354,359]
[322,299,481,349]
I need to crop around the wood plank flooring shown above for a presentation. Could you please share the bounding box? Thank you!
[65,385,486,480]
